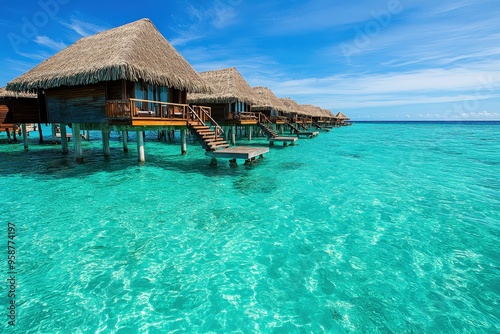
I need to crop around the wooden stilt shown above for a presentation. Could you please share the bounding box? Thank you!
[12,128,17,142]
[60,123,69,154]
[6,128,11,143]
[122,130,128,153]
[37,123,44,143]
[210,157,218,166]
[22,124,28,150]
[102,129,111,157]
[248,126,252,141]
[137,131,145,162]
[180,128,187,155]
[231,125,236,145]
[224,126,228,141]
[73,123,83,163]
[51,123,57,139]
[229,158,238,167]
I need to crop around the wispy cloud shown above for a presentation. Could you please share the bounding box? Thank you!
[61,17,107,37]
[266,64,500,109]
[33,36,66,51]
[170,1,240,46]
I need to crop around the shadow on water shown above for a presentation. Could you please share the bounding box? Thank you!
[0,141,269,180]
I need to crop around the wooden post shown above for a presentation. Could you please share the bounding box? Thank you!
[248,126,252,141]
[60,123,69,154]
[223,126,228,141]
[137,131,145,162]
[73,123,83,163]
[5,128,11,143]
[231,125,236,145]
[122,130,128,153]
[102,129,110,157]
[51,123,57,139]
[180,128,187,155]
[22,124,28,151]
[37,123,44,143]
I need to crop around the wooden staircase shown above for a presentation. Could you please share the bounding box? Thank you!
[312,121,323,129]
[257,122,278,138]
[188,106,229,151]
[189,123,229,151]
[285,120,300,134]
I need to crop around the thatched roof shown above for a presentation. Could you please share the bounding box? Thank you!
[6,18,211,94]
[279,97,303,114]
[251,87,290,113]
[321,108,336,119]
[300,104,324,117]
[336,112,350,120]
[0,87,36,99]
[188,67,255,104]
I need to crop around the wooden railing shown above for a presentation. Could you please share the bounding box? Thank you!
[189,105,224,138]
[106,98,190,120]
[236,112,257,120]
[270,115,289,123]
[257,112,272,124]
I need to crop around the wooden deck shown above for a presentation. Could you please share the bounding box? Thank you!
[269,136,298,146]
[297,131,319,138]
[205,146,269,160]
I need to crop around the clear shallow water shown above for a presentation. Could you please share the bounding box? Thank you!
[1,122,499,333]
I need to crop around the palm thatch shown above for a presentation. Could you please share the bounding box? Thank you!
[321,108,336,119]
[279,97,303,114]
[188,67,255,104]
[336,112,350,120]
[0,87,36,99]
[300,104,324,117]
[6,18,211,94]
[251,87,290,113]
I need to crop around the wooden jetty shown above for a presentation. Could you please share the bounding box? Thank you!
[297,131,319,138]
[206,146,269,165]
[269,136,298,146]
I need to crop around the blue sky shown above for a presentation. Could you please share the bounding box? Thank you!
[1,0,500,120]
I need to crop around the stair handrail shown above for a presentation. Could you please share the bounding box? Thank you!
[190,105,224,138]
[258,112,272,124]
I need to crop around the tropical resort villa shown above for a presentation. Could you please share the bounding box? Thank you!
[4,18,348,165]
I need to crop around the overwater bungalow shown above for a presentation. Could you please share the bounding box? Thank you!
[279,98,305,132]
[188,67,257,126]
[249,86,298,146]
[0,87,41,146]
[335,112,351,126]
[5,19,260,163]
[251,86,290,125]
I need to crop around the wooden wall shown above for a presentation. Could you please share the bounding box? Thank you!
[0,97,44,125]
[0,100,13,130]
[46,83,107,123]
[193,103,227,123]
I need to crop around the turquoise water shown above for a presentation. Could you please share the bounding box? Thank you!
[1,122,499,333]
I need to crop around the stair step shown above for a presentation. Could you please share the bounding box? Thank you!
[191,125,210,129]
[205,138,225,143]
[208,141,229,146]
[200,133,218,138]
[210,144,230,150]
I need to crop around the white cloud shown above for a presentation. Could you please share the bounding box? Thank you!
[33,36,66,51]
[61,17,107,37]
[170,1,239,46]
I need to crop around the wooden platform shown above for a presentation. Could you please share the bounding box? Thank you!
[205,146,269,160]
[269,136,298,146]
[297,131,319,138]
